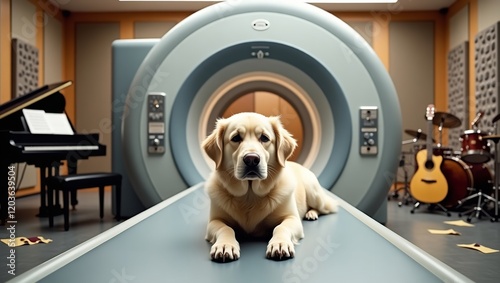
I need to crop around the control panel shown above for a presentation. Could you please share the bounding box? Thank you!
[360,106,378,155]
[147,92,166,154]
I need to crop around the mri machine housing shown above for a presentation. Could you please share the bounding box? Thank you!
[113,0,402,223]
[8,2,475,282]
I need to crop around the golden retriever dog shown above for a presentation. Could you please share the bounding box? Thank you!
[202,112,338,262]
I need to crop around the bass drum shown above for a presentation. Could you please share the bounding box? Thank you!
[440,157,493,208]
[469,162,494,195]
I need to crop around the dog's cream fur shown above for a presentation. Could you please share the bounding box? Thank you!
[202,112,338,262]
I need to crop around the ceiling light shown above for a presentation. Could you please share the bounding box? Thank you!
[307,0,398,2]
[119,0,399,3]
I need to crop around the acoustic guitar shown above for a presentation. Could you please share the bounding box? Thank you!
[410,104,448,204]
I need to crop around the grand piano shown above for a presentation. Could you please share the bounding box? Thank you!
[0,81,107,224]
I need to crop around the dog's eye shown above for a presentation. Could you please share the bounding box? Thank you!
[231,134,242,143]
[260,134,270,143]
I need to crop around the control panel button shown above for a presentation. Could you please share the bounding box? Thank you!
[147,92,166,154]
[360,106,378,155]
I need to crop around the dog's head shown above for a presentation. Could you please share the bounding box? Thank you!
[202,112,297,181]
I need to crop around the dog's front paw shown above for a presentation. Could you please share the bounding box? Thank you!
[210,242,240,262]
[266,239,295,260]
[305,209,319,220]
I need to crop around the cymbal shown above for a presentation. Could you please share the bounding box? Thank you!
[404,129,435,142]
[432,112,461,128]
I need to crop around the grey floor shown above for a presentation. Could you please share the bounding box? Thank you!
[0,189,499,282]
[385,191,500,283]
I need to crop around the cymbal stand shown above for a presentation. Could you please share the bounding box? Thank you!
[457,186,496,222]
[390,139,419,205]
[492,124,499,222]
[401,137,421,145]
[397,160,412,207]
[389,150,413,206]
[492,150,499,222]
[437,119,444,148]
[411,201,451,217]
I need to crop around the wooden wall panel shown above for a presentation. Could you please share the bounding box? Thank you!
[223,93,255,117]
[0,0,11,103]
[254,91,280,116]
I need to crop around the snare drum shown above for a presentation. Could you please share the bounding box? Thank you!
[440,157,493,208]
[417,145,454,157]
[460,130,492,163]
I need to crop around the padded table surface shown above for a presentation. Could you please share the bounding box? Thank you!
[10,184,473,283]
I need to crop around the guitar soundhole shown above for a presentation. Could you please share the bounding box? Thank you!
[425,160,434,169]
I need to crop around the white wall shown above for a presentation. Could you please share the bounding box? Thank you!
[44,13,63,84]
[134,21,177,38]
[448,4,468,50]
[478,0,500,31]
[11,0,37,46]
[389,21,435,137]
[75,23,120,173]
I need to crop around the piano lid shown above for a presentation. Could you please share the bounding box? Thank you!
[0,81,72,132]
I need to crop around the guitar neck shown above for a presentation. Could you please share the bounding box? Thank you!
[426,118,433,160]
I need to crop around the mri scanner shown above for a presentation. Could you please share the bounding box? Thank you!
[10,1,473,282]
[117,0,403,221]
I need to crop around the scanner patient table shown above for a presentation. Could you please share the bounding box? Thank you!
[10,184,472,283]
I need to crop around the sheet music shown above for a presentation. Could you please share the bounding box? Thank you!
[44,113,74,135]
[22,109,74,135]
[22,109,52,134]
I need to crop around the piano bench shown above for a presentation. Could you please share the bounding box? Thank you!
[47,172,122,231]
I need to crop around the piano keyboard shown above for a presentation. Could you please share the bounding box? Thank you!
[23,145,99,152]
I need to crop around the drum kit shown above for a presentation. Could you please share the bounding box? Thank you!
[393,110,500,222]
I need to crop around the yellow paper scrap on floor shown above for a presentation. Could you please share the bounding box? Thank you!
[1,236,52,247]
[457,243,499,254]
[428,229,461,235]
[444,220,475,227]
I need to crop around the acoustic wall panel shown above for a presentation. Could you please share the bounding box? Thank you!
[475,21,500,133]
[447,42,469,150]
[11,38,39,97]
[11,38,39,190]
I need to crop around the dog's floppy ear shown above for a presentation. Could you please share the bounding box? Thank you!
[202,118,227,169]
[270,116,297,167]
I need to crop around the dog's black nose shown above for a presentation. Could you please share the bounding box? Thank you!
[243,153,260,167]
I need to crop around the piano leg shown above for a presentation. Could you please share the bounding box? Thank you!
[37,164,62,217]
[53,164,61,209]
[67,162,79,209]
[37,166,49,217]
